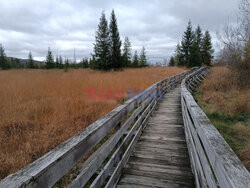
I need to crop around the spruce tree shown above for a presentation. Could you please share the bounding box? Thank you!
[64,58,70,70]
[176,43,185,66]
[82,58,89,68]
[0,44,8,70]
[59,55,63,69]
[180,21,194,67]
[93,11,111,71]
[195,25,203,50]
[132,50,139,67]
[139,46,147,67]
[55,55,59,68]
[201,31,214,66]
[189,26,203,67]
[169,56,175,66]
[109,10,122,70]
[190,38,202,67]
[45,47,54,69]
[122,37,132,67]
[27,51,35,68]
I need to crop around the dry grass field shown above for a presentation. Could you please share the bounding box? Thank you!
[195,66,250,170]
[0,67,185,180]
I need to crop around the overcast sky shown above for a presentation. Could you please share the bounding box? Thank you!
[0,0,239,62]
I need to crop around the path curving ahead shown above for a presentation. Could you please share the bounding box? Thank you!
[117,85,194,187]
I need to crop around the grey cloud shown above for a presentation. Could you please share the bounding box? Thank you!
[0,0,239,61]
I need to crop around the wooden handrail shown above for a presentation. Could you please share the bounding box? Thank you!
[181,67,250,188]
[0,70,189,188]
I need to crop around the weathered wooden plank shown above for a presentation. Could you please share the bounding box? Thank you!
[134,146,189,157]
[123,168,193,185]
[142,127,184,134]
[136,141,188,150]
[129,155,191,169]
[116,182,152,188]
[146,122,184,128]
[127,160,192,172]
[145,122,183,128]
[139,134,185,142]
[132,152,190,167]
[118,174,192,188]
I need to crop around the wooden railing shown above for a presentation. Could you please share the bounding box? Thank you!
[181,67,250,188]
[0,70,190,188]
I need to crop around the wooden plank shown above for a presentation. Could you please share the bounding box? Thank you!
[117,182,152,188]
[139,133,185,141]
[118,174,192,188]
[142,129,184,136]
[131,152,190,167]
[135,143,188,153]
[136,141,188,150]
[123,167,193,185]
[127,160,192,172]
[144,125,184,132]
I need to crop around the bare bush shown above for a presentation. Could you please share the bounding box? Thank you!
[217,0,250,87]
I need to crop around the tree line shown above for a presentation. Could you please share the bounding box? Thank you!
[0,45,90,70]
[169,21,214,67]
[92,10,148,71]
[0,10,148,71]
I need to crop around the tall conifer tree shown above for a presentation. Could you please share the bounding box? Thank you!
[176,43,184,66]
[139,46,147,67]
[0,44,8,70]
[169,56,175,66]
[181,21,194,67]
[122,37,132,67]
[201,31,214,66]
[109,10,122,70]
[55,55,59,68]
[189,26,203,67]
[59,55,63,69]
[45,47,54,69]
[93,11,111,70]
[27,51,35,68]
[132,50,139,67]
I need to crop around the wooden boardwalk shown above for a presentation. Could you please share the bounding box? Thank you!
[117,85,195,188]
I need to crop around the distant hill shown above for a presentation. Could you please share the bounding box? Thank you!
[6,57,43,64]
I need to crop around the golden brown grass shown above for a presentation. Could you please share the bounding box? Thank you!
[0,67,185,180]
[197,66,250,116]
[195,66,250,171]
